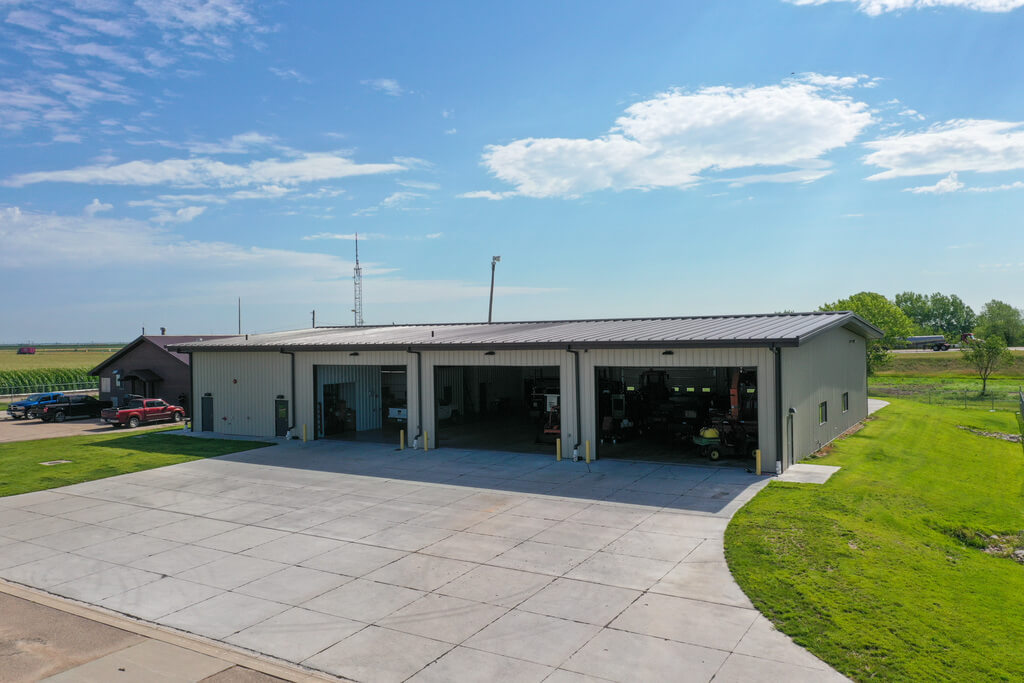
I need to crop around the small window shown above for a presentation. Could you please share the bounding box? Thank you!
[819,401,828,424]
[842,392,849,413]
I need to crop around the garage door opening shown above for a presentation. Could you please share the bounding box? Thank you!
[596,366,758,465]
[434,365,559,454]
[315,365,407,443]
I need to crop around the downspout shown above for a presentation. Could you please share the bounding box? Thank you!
[407,348,423,444]
[187,351,194,430]
[773,345,783,474]
[279,349,295,434]
[567,346,581,457]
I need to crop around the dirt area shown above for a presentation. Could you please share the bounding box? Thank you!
[0,415,175,443]
[956,425,1022,443]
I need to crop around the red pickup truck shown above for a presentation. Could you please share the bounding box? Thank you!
[101,398,185,428]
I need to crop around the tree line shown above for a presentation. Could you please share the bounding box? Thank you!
[819,291,1021,390]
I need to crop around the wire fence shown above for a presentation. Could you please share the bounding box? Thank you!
[1018,387,1024,454]
[1,381,99,401]
[869,383,1020,412]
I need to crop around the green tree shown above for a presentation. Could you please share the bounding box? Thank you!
[894,291,976,336]
[894,291,930,332]
[961,335,1014,395]
[976,300,1024,346]
[821,292,915,374]
[928,293,976,337]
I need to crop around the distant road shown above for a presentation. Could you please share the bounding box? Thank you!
[892,347,1024,354]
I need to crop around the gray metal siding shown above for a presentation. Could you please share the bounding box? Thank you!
[190,351,291,438]
[578,347,776,464]
[781,326,868,465]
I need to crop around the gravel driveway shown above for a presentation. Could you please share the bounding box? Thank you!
[0,415,171,443]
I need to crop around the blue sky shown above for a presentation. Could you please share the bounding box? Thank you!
[1,0,1022,342]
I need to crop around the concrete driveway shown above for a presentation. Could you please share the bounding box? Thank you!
[0,440,844,682]
[0,415,171,443]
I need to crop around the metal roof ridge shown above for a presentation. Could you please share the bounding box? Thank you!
[310,311,847,330]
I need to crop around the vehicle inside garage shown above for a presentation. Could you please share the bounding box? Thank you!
[595,366,758,464]
[433,365,560,454]
[315,365,407,442]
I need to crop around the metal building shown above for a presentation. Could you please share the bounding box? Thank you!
[174,312,880,471]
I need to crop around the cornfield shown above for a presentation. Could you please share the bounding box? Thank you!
[0,368,97,395]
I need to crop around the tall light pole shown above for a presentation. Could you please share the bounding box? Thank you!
[488,255,501,323]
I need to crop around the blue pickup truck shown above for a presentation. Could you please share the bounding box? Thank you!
[6,392,65,420]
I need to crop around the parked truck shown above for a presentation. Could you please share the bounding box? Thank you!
[35,395,113,422]
[101,398,185,428]
[6,392,64,419]
[905,332,977,351]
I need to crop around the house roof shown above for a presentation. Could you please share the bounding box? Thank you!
[170,312,882,353]
[89,335,238,376]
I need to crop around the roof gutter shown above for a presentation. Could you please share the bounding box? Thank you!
[279,349,295,433]
[172,339,805,354]
[407,348,422,442]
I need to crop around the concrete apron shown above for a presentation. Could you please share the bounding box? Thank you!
[0,440,848,683]
[0,579,336,682]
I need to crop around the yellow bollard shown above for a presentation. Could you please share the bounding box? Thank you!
[424,431,429,451]
[556,438,561,461]
[755,449,762,476]
[585,440,591,464]
[399,429,405,450]
[302,424,307,443]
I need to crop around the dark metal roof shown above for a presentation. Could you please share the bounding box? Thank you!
[89,335,239,375]
[171,313,882,353]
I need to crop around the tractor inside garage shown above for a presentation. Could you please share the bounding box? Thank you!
[595,366,758,464]
[433,365,560,454]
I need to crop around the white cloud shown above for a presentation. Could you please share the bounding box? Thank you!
[398,180,441,191]
[444,128,457,135]
[967,180,1024,192]
[269,66,309,83]
[381,191,425,206]
[903,171,964,193]
[184,131,278,155]
[352,190,428,216]
[6,10,51,32]
[362,78,404,96]
[83,198,112,215]
[793,72,878,89]
[4,152,405,188]
[469,81,872,199]
[863,119,1024,180]
[785,0,1024,14]
[0,208,552,313]
[457,190,518,200]
[301,232,443,242]
[151,205,206,224]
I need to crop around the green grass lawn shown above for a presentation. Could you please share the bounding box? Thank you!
[879,349,1024,379]
[726,400,1024,681]
[0,431,272,497]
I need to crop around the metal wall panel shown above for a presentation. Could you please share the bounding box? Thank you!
[578,347,775,463]
[781,326,868,466]
[315,365,383,432]
[190,351,291,437]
